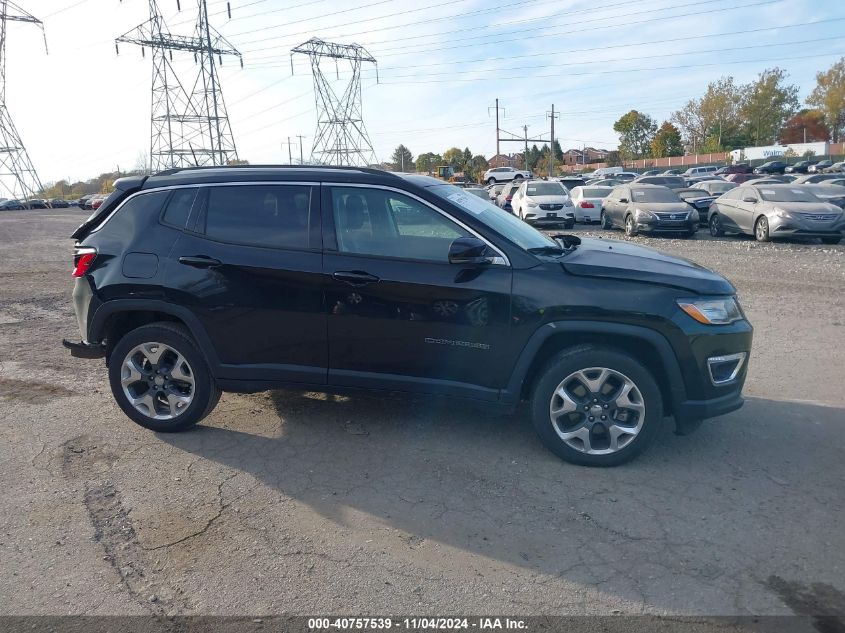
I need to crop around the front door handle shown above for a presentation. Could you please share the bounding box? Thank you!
[333,270,380,286]
[179,255,222,268]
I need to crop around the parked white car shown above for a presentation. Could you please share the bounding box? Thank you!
[569,185,613,223]
[511,179,575,227]
[482,166,533,185]
[683,165,719,177]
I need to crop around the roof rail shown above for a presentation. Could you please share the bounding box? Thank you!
[153,164,401,178]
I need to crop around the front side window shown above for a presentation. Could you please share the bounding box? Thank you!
[202,185,313,249]
[330,187,469,262]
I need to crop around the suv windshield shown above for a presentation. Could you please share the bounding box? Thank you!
[526,182,565,196]
[631,187,681,203]
[757,187,821,203]
[428,184,556,250]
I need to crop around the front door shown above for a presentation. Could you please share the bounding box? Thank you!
[166,182,327,384]
[322,184,513,400]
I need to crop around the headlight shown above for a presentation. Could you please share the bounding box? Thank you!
[773,207,791,218]
[635,208,655,220]
[677,297,743,325]
[527,200,538,207]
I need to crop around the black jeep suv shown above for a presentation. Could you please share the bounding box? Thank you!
[64,166,752,466]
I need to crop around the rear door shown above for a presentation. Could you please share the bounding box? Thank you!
[321,184,513,400]
[166,182,327,384]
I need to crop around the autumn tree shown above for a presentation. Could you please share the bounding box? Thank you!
[613,110,657,160]
[443,147,463,168]
[780,110,830,144]
[806,57,845,142]
[671,76,744,152]
[651,122,684,158]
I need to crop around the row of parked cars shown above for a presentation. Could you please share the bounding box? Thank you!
[462,166,845,244]
[0,193,109,211]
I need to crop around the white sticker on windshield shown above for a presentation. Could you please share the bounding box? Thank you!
[761,189,776,195]
[447,191,487,215]
[633,190,645,196]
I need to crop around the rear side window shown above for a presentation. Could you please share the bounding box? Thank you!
[161,188,198,228]
[95,191,170,237]
[202,185,314,250]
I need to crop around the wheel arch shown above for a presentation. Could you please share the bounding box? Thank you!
[90,299,221,371]
[503,321,686,416]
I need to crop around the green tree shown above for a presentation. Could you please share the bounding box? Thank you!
[390,144,414,171]
[415,152,442,174]
[469,154,488,180]
[651,122,684,158]
[806,57,845,143]
[443,147,463,168]
[671,76,744,152]
[613,110,657,160]
[740,67,799,146]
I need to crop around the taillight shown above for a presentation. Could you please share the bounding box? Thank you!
[72,248,97,277]
[579,201,595,208]
[506,195,513,201]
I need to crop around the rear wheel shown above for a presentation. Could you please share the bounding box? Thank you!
[108,322,220,432]
[530,346,663,466]
[755,216,771,242]
[624,214,637,237]
[709,214,725,237]
[601,210,612,230]
[487,177,495,185]
[821,236,842,245]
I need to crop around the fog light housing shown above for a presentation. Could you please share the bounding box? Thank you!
[707,352,747,385]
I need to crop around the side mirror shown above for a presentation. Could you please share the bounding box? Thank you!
[619,198,629,203]
[742,196,757,203]
[448,237,493,265]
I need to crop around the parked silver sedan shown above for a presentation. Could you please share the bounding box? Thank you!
[568,185,612,223]
[708,184,844,244]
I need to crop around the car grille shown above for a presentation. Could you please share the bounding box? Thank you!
[654,212,688,221]
[539,203,563,211]
[800,213,838,221]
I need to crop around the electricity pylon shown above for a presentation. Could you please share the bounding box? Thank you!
[291,38,378,167]
[116,0,242,172]
[0,0,46,201]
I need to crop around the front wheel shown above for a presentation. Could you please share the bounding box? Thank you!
[108,322,220,432]
[709,214,725,237]
[487,177,496,185]
[624,214,637,237]
[530,346,663,466]
[755,216,771,242]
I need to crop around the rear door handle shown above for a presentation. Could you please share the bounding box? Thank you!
[333,270,380,286]
[178,255,222,268]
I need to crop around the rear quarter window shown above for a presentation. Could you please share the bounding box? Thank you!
[94,191,170,237]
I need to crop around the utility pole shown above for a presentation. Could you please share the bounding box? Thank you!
[547,104,559,177]
[497,124,546,173]
[0,0,46,202]
[488,98,505,161]
[281,137,296,163]
[296,134,306,164]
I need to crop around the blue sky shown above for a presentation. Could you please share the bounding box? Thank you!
[9,0,845,183]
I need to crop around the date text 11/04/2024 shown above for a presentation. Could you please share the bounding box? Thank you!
[307,617,528,630]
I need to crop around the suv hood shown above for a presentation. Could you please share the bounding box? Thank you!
[561,237,735,295]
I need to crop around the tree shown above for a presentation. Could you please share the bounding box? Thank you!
[740,68,799,146]
[390,144,414,171]
[671,76,744,152]
[651,122,684,158]
[415,152,441,174]
[469,154,488,178]
[613,110,657,160]
[806,57,845,143]
[443,147,463,168]
[227,159,249,166]
[605,151,621,167]
[780,110,830,144]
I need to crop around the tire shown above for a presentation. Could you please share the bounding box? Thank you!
[530,345,663,466]
[821,236,842,245]
[754,215,771,242]
[600,210,612,230]
[487,177,496,185]
[709,214,725,237]
[108,321,220,432]
[624,214,637,237]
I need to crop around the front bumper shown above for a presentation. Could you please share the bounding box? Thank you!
[636,218,697,233]
[768,216,845,238]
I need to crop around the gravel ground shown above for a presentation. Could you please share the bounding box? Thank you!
[0,209,843,620]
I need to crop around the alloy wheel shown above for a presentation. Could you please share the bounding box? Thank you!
[120,342,195,420]
[755,216,770,241]
[548,367,645,455]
